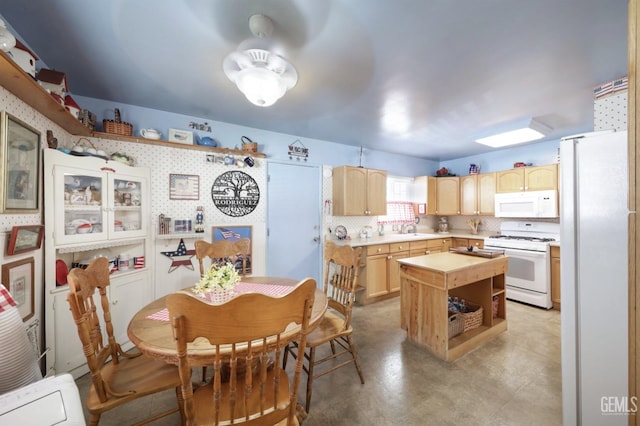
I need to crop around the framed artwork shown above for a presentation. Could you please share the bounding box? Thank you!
[168,128,194,145]
[212,225,252,274]
[2,257,35,321]
[169,174,199,200]
[6,225,44,255]
[0,111,41,213]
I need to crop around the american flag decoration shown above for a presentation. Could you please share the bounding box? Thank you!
[160,239,196,273]
[220,228,241,239]
[169,174,199,200]
[134,256,145,269]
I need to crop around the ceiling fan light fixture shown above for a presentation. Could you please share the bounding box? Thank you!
[475,117,552,148]
[223,15,298,107]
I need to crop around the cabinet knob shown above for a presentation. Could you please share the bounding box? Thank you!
[112,300,118,305]
[377,248,382,252]
[387,255,393,260]
[426,250,430,255]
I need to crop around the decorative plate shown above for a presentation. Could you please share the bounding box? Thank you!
[335,225,347,240]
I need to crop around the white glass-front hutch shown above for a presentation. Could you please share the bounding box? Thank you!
[43,148,152,377]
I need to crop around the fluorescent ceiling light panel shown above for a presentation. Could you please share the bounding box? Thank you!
[475,118,552,148]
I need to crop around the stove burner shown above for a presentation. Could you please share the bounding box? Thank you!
[488,235,556,243]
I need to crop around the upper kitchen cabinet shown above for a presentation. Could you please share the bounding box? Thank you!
[496,164,558,193]
[413,176,437,215]
[460,172,496,216]
[435,176,459,216]
[333,166,387,216]
[45,149,148,246]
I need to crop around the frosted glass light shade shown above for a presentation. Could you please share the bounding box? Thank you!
[475,118,552,148]
[224,49,298,107]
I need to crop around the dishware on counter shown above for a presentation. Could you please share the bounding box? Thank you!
[139,128,161,139]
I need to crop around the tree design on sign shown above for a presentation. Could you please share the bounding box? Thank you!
[211,171,260,217]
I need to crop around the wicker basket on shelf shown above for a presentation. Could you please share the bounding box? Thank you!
[448,312,465,339]
[103,108,133,136]
[462,303,483,332]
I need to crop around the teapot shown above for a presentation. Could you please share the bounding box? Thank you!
[197,136,217,147]
[139,128,161,139]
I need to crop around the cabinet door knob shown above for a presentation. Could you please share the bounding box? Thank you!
[387,255,393,260]
[377,248,382,252]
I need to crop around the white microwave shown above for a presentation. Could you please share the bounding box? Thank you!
[494,190,558,218]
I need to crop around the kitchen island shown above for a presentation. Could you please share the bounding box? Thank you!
[398,252,508,361]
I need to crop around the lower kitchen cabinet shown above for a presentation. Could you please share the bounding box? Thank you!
[551,246,561,310]
[452,238,484,249]
[359,242,410,304]
[48,270,151,378]
[357,238,458,304]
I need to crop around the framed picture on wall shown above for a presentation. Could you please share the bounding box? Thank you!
[212,225,252,274]
[169,174,199,200]
[1,257,35,321]
[6,225,44,255]
[0,111,41,213]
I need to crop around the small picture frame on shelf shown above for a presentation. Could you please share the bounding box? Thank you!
[168,128,194,145]
[0,111,41,213]
[2,257,35,321]
[6,225,44,255]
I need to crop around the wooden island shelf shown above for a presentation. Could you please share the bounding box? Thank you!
[398,252,508,362]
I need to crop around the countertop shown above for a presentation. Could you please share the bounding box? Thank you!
[334,230,495,247]
[397,251,507,274]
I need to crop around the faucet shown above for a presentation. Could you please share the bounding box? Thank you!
[401,223,417,234]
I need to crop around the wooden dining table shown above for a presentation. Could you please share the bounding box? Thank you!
[127,276,327,364]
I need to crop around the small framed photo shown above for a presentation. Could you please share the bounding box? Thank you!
[2,257,35,321]
[0,111,41,213]
[6,225,44,255]
[212,225,252,274]
[168,128,194,145]
[169,174,199,200]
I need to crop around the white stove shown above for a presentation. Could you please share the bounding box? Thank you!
[484,221,560,309]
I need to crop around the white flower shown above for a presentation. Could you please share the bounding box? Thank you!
[192,262,240,294]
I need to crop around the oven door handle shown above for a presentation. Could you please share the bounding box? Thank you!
[485,246,548,258]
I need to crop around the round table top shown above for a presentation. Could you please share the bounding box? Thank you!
[127,277,327,364]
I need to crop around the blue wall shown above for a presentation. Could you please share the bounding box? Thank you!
[440,139,560,176]
[76,96,440,177]
[77,96,561,176]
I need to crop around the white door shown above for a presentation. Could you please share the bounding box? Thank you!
[266,162,322,285]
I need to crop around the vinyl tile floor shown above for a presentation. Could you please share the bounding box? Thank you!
[75,298,562,425]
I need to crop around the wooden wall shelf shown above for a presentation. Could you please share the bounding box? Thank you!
[0,51,92,136]
[92,132,266,157]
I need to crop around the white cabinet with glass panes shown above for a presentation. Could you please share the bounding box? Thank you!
[43,148,152,377]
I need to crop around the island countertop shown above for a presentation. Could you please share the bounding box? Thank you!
[397,251,505,274]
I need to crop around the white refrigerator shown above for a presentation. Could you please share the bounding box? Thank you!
[560,130,630,425]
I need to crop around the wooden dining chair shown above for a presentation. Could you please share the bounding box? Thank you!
[167,278,316,426]
[195,238,251,277]
[66,257,184,426]
[283,241,365,412]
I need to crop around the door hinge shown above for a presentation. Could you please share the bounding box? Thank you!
[267,228,270,237]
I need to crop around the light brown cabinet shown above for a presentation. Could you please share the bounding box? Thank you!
[359,242,408,304]
[496,164,558,193]
[435,177,460,215]
[460,173,496,216]
[333,166,387,216]
[413,176,437,215]
[427,238,451,253]
[452,238,484,249]
[551,246,561,310]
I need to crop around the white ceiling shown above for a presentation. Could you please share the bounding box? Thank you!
[0,0,628,160]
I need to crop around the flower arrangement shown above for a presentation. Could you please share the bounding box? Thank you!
[193,262,240,295]
[466,218,481,235]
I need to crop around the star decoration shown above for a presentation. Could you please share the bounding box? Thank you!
[161,238,196,273]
